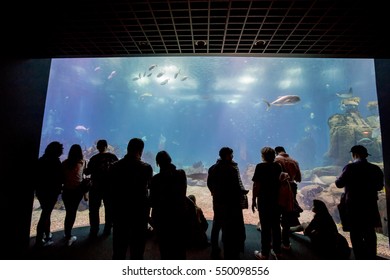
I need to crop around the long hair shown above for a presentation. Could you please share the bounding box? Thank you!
[44,141,63,158]
[66,144,83,167]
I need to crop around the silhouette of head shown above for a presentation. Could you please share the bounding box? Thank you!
[45,141,63,158]
[96,139,108,152]
[350,145,370,158]
[219,147,233,160]
[155,150,172,168]
[312,199,329,215]
[127,138,144,156]
[274,146,286,154]
[261,146,276,163]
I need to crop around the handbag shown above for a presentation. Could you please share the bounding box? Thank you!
[337,193,350,232]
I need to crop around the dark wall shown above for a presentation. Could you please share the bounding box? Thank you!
[0,59,51,259]
[0,58,389,259]
[374,59,390,242]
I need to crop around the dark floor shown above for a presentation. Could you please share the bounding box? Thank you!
[24,221,364,260]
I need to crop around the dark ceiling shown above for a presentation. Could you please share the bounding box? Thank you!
[2,0,389,59]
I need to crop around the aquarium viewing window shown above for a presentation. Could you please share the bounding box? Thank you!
[40,56,382,170]
[37,56,388,257]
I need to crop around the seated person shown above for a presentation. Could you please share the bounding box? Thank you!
[185,194,209,248]
[188,194,208,233]
[304,199,350,259]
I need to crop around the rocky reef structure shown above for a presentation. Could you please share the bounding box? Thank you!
[325,99,382,165]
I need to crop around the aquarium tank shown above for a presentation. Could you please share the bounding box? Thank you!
[38,56,387,251]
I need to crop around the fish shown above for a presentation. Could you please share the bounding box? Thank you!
[357,137,374,145]
[107,70,117,80]
[186,173,208,181]
[75,125,89,132]
[149,64,157,71]
[181,76,188,81]
[367,101,378,110]
[160,78,169,85]
[340,96,360,110]
[174,69,181,79]
[263,95,301,110]
[312,174,327,186]
[54,127,64,135]
[147,72,152,77]
[139,93,152,100]
[132,77,140,81]
[336,87,353,98]
[156,72,165,78]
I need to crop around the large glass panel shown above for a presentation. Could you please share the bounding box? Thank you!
[33,56,387,257]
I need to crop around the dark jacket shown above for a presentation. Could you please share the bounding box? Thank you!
[335,158,383,228]
[207,159,246,254]
[35,155,63,198]
[86,152,118,189]
[110,155,153,224]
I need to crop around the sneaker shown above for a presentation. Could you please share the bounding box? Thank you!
[290,225,304,232]
[254,250,269,260]
[44,232,53,240]
[67,236,77,246]
[281,243,292,250]
[43,239,54,247]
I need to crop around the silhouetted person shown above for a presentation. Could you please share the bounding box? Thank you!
[335,145,384,259]
[62,144,87,246]
[274,146,302,250]
[110,138,153,259]
[304,199,350,259]
[85,139,118,238]
[186,194,209,248]
[207,147,246,259]
[252,147,282,260]
[149,150,187,259]
[34,141,64,246]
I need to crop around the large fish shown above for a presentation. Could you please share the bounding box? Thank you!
[336,87,353,98]
[75,125,89,132]
[263,95,301,110]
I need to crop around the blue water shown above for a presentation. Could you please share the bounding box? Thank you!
[40,56,380,171]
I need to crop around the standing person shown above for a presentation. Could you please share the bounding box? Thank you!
[335,145,384,260]
[110,138,153,259]
[149,151,188,259]
[85,139,118,238]
[274,146,302,250]
[61,144,87,246]
[252,147,283,260]
[34,141,64,246]
[207,147,246,260]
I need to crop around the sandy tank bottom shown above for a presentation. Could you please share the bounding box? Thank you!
[30,186,390,259]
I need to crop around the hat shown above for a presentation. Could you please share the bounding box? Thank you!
[350,145,370,156]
